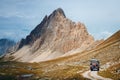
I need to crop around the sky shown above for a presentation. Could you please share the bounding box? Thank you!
[0,0,120,41]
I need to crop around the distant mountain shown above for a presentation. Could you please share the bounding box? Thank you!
[0,38,15,56]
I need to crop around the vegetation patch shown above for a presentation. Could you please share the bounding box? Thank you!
[0,61,89,80]
[98,63,120,80]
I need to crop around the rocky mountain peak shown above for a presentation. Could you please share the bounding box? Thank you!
[54,8,66,17]
[11,8,95,62]
[48,8,66,22]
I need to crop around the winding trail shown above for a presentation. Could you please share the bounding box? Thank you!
[82,71,112,80]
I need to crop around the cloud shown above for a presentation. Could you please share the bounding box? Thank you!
[0,29,29,41]
[101,31,112,38]
[94,31,113,40]
[0,11,37,19]
[0,31,17,40]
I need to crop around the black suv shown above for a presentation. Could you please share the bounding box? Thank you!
[90,59,100,71]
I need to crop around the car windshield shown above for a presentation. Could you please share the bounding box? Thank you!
[90,59,99,64]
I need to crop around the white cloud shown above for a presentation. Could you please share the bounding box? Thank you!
[93,31,113,40]
[0,30,29,41]
[101,31,113,38]
[0,11,37,19]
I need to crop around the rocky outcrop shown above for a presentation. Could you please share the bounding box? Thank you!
[11,8,95,62]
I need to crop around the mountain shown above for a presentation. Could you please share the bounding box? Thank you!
[0,38,15,56]
[7,8,97,62]
[2,8,120,80]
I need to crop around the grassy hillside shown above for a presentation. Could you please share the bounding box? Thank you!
[39,30,120,70]
[1,30,119,79]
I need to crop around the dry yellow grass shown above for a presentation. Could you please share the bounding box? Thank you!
[0,61,90,80]
[98,63,120,80]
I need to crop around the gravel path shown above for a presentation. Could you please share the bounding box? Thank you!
[82,71,112,80]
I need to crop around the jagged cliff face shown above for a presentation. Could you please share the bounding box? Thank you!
[11,8,95,62]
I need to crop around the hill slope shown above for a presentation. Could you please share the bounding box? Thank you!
[38,30,120,68]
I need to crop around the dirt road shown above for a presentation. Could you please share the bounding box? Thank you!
[82,71,112,80]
